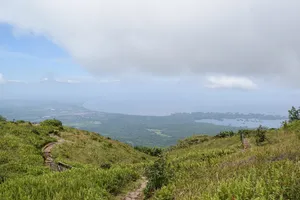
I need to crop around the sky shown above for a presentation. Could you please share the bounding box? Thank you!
[0,1,300,115]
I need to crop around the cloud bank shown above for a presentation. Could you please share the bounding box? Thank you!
[1,1,300,86]
[206,76,257,90]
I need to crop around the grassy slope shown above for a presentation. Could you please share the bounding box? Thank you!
[51,127,150,168]
[0,121,151,200]
[151,122,300,199]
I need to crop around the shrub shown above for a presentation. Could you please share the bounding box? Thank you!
[288,106,300,122]
[100,163,112,169]
[255,125,267,145]
[176,135,210,149]
[16,120,26,124]
[215,131,235,138]
[0,115,6,122]
[144,157,172,198]
[40,119,63,130]
[134,146,163,157]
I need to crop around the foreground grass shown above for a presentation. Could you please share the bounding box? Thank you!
[148,122,300,199]
[0,167,138,200]
[0,120,151,200]
[0,121,56,180]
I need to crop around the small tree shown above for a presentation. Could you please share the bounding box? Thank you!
[255,125,267,145]
[288,106,300,122]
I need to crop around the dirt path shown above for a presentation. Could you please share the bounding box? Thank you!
[42,137,68,171]
[123,177,148,200]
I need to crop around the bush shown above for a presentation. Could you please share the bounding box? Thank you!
[40,119,63,130]
[144,157,173,198]
[0,115,6,122]
[255,125,267,145]
[176,135,210,149]
[100,163,112,169]
[16,120,26,124]
[288,106,300,122]
[215,131,235,138]
[134,146,163,157]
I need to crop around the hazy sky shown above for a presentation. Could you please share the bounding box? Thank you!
[0,1,300,115]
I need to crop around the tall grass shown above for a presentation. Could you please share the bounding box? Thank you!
[0,167,139,200]
[147,122,300,199]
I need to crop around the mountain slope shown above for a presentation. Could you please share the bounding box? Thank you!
[146,122,300,199]
[0,120,151,200]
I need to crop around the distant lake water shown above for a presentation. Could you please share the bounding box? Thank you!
[195,118,286,128]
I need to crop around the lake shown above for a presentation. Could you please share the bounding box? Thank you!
[195,118,286,128]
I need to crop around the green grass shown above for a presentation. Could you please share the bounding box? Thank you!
[0,121,56,180]
[2,118,300,200]
[51,127,151,167]
[146,121,300,199]
[0,120,152,200]
[0,167,139,200]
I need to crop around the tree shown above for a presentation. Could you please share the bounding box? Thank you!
[255,125,267,145]
[288,106,300,122]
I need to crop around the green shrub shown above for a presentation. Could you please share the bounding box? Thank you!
[154,185,175,200]
[175,135,210,149]
[215,131,235,138]
[16,120,26,124]
[0,115,6,122]
[134,146,163,157]
[144,157,173,198]
[40,119,63,130]
[255,125,267,145]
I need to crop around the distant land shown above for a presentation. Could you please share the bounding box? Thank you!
[0,99,287,146]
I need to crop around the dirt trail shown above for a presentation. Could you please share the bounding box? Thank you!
[123,177,148,200]
[42,137,69,171]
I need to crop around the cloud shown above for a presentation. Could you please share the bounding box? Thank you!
[0,73,27,84]
[0,73,6,84]
[40,75,120,84]
[205,75,257,90]
[1,1,300,86]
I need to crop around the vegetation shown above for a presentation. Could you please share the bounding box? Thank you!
[40,119,63,130]
[51,127,151,167]
[134,146,163,157]
[288,106,300,122]
[144,157,173,198]
[0,106,298,200]
[255,125,267,145]
[0,119,152,199]
[2,101,285,147]
[145,119,300,199]
[0,115,6,122]
[215,130,235,138]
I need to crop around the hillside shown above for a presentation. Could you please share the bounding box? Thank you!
[1,117,300,199]
[145,122,300,199]
[0,119,152,200]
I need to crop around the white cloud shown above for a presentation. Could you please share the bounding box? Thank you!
[7,80,28,84]
[55,79,81,84]
[40,75,120,84]
[205,76,257,90]
[0,73,6,84]
[0,1,300,86]
[0,73,27,84]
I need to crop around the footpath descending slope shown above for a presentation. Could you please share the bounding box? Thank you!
[42,137,72,171]
[123,177,148,200]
